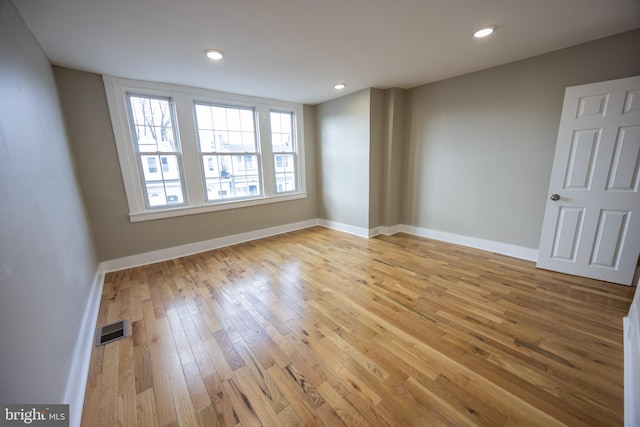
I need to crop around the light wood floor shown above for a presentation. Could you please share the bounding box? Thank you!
[81,227,636,426]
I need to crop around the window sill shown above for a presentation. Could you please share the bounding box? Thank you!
[128,192,308,222]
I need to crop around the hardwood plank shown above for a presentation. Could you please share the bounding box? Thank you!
[316,381,368,427]
[222,375,262,427]
[277,405,303,427]
[136,387,159,427]
[266,365,321,427]
[195,404,220,427]
[80,227,634,426]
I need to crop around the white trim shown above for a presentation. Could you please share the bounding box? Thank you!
[317,219,370,239]
[64,271,105,427]
[129,192,307,222]
[103,75,307,222]
[401,225,539,261]
[624,272,640,427]
[101,221,539,272]
[99,219,319,272]
[370,224,405,237]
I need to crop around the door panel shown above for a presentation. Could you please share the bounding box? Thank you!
[623,89,640,114]
[577,93,609,119]
[551,207,584,261]
[607,126,640,191]
[589,209,629,268]
[564,129,600,189]
[537,75,640,285]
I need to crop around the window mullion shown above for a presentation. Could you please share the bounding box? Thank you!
[294,106,306,193]
[257,105,275,196]
[174,93,205,205]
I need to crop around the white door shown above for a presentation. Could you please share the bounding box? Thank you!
[537,76,640,286]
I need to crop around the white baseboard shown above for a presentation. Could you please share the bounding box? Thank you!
[317,219,370,238]
[369,224,405,237]
[99,219,319,273]
[64,271,105,427]
[401,225,539,262]
[100,220,538,273]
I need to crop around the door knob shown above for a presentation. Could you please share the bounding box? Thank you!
[550,194,560,201]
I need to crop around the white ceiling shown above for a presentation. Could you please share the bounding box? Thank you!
[13,0,640,104]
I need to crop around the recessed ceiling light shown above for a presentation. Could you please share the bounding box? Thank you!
[205,49,224,60]
[334,83,346,90]
[474,25,496,38]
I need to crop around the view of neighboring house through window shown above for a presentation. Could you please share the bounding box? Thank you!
[195,103,261,201]
[127,94,185,207]
[105,75,306,221]
[270,111,297,193]
[147,157,157,173]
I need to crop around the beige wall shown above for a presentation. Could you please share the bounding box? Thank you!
[404,29,640,249]
[316,87,405,232]
[368,88,385,229]
[54,67,318,260]
[0,0,97,403]
[54,28,640,261]
[381,88,406,228]
[316,89,371,229]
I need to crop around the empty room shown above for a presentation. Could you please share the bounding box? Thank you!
[1,0,640,426]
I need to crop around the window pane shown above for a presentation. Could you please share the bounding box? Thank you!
[281,115,292,134]
[128,93,186,208]
[141,155,180,180]
[203,156,220,178]
[287,155,295,172]
[195,103,261,202]
[275,173,296,193]
[159,155,180,179]
[270,114,281,133]
[212,107,227,129]
[215,132,229,152]
[227,109,241,131]
[164,180,184,205]
[228,131,243,149]
[145,180,184,207]
[141,155,184,205]
[276,154,294,172]
[271,133,283,153]
[271,111,296,194]
[146,182,166,207]
[128,95,177,152]
[199,130,215,152]
[147,157,157,173]
[242,132,256,152]
[195,105,213,129]
[240,109,254,132]
[141,155,160,180]
[195,104,257,154]
[270,111,294,151]
[203,154,261,202]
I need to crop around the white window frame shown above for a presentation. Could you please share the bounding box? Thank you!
[126,92,187,209]
[270,110,298,194]
[193,102,263,203]
[103,76,306,222]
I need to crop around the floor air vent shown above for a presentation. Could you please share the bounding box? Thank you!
[96,320,128,346]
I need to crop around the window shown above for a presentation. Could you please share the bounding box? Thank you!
[270,111,297,193]
[104,76,306,221]
[147,157,157,173]
[195,104,261,202]
[127,94,185,208]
